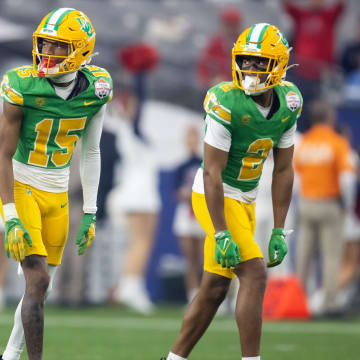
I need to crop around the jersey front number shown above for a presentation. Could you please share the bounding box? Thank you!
[28,117,86,167]
[238,138,273,180]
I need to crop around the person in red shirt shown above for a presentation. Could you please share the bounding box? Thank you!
[283,0,345,80]
[197,8,242,88]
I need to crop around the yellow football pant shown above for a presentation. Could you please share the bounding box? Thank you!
[192,191,263,279]
[3,180,69,265]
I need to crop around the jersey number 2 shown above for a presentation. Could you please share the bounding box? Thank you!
[28,118,86,167]
[238,138,273,180]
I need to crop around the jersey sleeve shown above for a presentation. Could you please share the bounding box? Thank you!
[0,69,24,106]
[277,123,297,148]
[204,115,232,152]
[336,136,355,173]
[282,81,303,131]
[203,83,233,132]
[85,65,113,104]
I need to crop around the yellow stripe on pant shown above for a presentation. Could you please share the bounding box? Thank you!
[192,191,263,279]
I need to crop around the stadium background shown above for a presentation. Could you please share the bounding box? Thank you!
[1,0,360,359]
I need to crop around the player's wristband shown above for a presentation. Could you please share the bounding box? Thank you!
[3,203,19,222]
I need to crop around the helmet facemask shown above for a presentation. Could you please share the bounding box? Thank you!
[234,55,279,95]
[34,36,73,78]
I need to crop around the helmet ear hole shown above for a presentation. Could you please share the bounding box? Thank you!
[83,51,89,57]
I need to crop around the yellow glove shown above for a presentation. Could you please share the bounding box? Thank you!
[5,218,32,262]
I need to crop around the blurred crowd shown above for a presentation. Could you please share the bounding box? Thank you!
[1,0,360,319]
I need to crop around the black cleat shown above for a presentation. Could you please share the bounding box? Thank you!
[160,358,167,360]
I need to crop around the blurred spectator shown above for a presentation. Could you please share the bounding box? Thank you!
[108,92,160,314]
[283,0,345,81]
[283,0,346,130]
[108,43,161,314]
[294,99,356,317]
[340,17,360,76]
[343,52,360,103]
[336,126,360,311]
[197,7,242,88]
[172,126,204,303]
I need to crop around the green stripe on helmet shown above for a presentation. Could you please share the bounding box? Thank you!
[246,25,256,43]
[246,23,270,49]
[43,8,74,31]
[43,8,59,29]
[257,24,270,48]
[53,9,73,30]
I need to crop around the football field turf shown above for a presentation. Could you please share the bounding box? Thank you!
[0,305,359,359]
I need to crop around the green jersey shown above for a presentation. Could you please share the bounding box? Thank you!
[0,65,112,169]
[203,81,302,193]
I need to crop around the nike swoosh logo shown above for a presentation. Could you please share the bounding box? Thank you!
[281,116,290,123]
[60,202,68,208]
[84,100,96,106]
[223,237,229,250]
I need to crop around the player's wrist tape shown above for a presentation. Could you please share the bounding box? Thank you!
[3,203,19,222]
[83,207,97,214]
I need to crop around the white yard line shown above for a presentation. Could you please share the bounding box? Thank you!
[0,314,359,334]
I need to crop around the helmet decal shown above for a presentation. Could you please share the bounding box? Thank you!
[76,14,95,39]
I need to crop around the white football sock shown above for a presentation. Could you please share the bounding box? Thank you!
[167,352,187,360]
[2,297,24,360]
[2,265,57,360]
[242,356,260,360]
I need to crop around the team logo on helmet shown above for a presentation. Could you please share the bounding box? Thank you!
[76,15,94,38]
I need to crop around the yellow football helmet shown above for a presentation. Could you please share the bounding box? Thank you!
[33,8,96,77]
[232,23,290,94]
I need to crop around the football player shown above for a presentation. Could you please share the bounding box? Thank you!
[162,23,302,360]
[0,8,112,360]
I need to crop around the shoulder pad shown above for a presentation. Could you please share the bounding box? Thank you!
[277,81,303,115]
[203,82,236,124]
[1,66,38,106]
[84,65,113,103]
[85,65,112,79]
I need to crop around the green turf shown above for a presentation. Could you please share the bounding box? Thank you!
[0,305,359,359]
